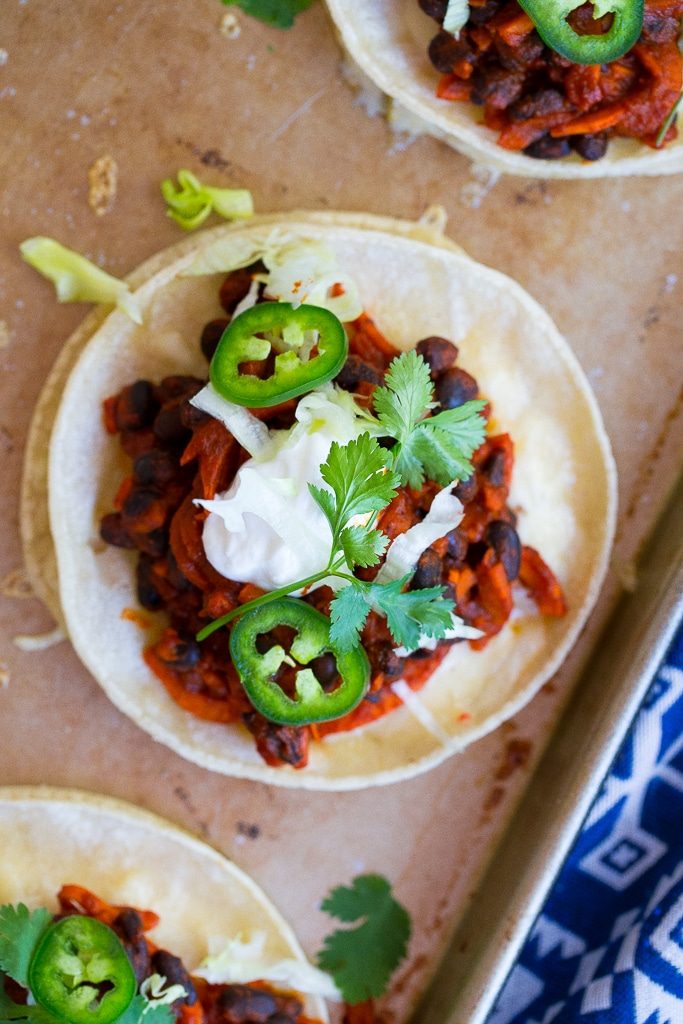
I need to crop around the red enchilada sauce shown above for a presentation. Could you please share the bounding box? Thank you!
[420,0,682,159]
[99,267,566,769]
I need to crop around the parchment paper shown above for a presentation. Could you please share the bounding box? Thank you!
[0,3,681,1021]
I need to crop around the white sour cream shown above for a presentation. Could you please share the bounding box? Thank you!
[197,386,376,591]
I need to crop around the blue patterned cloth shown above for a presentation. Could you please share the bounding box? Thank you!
[489,619,683,1024]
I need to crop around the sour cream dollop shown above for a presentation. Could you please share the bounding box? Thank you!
[197,386,377,591]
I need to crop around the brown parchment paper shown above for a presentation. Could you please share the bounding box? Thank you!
[0,3,681,1021]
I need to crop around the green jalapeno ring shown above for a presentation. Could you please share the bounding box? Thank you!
[517,0,644,65]
[230,597,370,726]
[210,301,348,408]
[28,916,136,1024]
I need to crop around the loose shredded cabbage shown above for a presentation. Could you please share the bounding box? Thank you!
[139,975,187,1007]
[444,0,470,37]
[194,932,341,1001]
[19,237,142,323]
[161,169,254,231]
[190,384,270,456]
[182,232,362,321]
[376,483,464,584]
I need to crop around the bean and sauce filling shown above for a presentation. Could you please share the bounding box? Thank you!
[419,0,682,158]
[6,885,317,1024]
[99,265,566,769]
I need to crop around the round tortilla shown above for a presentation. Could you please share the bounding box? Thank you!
[324,0,683,179]
[23,213,616,789]
[0,786,328,1022]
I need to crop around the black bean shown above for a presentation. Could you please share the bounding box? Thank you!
[158,636,201,670]
[122,936,150,985]
[418,0,448,21]
[466,541,488,567]
[435,367,479,409]
[310,652,339,690]
[495,31,544,69]
[469,0,502,24]
[153,403,191,445]
[570,132,608,161]
[335,355,383,389]
[416,336,458,374]
[137,527,169,559]
[114,909,143,941]
[453,475,477,503]
[200,318,229,362]
[470,64,525,108]
[151,951,197,1006]
[136,556,164,610]
[122,488,162,520]
[377,646,405,679]
[428,31,473,74]
[642,11,680,41]
[216,985,279,1022]
[411,548,443,589]
[219,267,258,316]
[524,134,572,160]
[157,375,204,401]
[487,520,521,580]
[446,528,468,563]
[509,88,565,121]
[115,381,158,432]
[133,449,176,486]
[266,1015,296,1024]
[100,512,136,549]
[482,450,506,486]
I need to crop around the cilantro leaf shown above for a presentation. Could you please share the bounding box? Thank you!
[340,526,389,570]
[317,875,411,1004]
[372,351,487,488]
[309,433,399,563]
[373,350,433,444]
[329,585,372,654]
[368,576,455,651]
[0,905,52,988]
[0,979,56,1024]
[221,0,315,29]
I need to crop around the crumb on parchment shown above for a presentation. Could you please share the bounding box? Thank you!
[0,665,9,690]
[0,321,10,350]
[88,154,118,216]
[220,12,241,38]
[1,567,33,599]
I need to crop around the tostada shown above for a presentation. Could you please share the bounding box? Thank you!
[21,212,616,788]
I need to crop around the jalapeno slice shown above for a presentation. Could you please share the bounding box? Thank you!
[28,916,136,1024]
[517,0,643,65]
[210,302,348,408]
[230,597,370,725]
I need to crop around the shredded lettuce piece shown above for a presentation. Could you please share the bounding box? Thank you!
[392,620,481,657]
[161,170,254,231]
[194,931,341,1000]
[443,0,470,37]
[139,975,187,1007]
[19,237,142,323]
[190,383,270,456]
[376,483,463,584]
[182,233,363,322]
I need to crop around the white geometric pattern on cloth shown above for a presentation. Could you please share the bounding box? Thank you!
[488,633,683,1024]
[578,666,683,891]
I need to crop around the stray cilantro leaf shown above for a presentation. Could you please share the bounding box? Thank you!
[372,351,487,488]
[317,875,411,1004]
[0,905,52,987]
[221,0,315,29]
[368,576,454,651]
[309,433,399,563]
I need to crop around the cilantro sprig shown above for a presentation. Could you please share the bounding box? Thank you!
[197,350,486,655]
[221,0,315,29]
[373,350,487,488]
[317,875,411,1004]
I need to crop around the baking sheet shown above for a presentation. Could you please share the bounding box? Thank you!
[0,3,682,1021]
